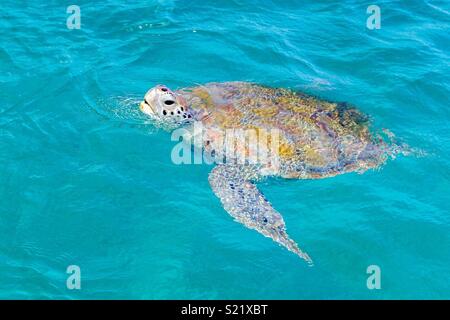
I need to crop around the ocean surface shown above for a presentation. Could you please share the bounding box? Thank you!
[0,0,449,299]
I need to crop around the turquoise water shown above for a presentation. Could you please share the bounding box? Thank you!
[1,0,449,299]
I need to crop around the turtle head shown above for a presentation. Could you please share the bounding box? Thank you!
[140,85,193,127]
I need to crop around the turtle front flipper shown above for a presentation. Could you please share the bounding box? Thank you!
[208,165,313,265]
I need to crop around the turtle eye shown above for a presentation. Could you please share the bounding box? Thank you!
[160,87,168,92]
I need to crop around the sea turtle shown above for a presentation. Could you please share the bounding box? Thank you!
[139,81,395,264]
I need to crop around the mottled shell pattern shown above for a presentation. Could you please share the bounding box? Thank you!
[177,82,389,179]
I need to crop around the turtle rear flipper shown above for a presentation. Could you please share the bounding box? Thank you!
[208,165,313,265]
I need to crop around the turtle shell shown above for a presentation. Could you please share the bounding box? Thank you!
[177,82,388,178]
